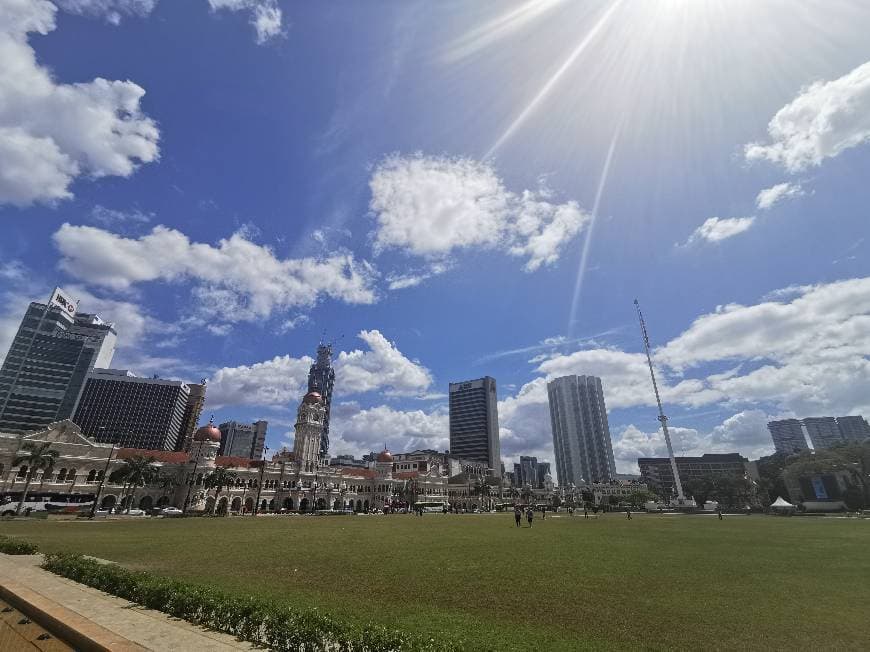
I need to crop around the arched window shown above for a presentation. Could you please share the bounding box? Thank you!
[86,469,96,482]
[17,465,28,479]
[96,470,104,481]
[67,469,76,483]
[57,468,67,482]
[196,473,204,486]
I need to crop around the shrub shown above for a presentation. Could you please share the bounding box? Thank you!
[0,535,38,555]
[41,553,466,651]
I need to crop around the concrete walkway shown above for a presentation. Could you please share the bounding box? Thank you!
[0,554,255,651]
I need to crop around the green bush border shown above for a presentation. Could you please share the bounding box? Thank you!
[41,552,467,651]
[0,536,39,555]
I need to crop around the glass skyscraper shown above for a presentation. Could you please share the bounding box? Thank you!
[73,369,190,450]
[547,375,616,485]
[0,292,116,434]
[448,376,500,476]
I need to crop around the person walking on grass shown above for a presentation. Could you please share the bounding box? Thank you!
[717,506,723,520]
[584,505,588,519]
[514,505,522,527]
[526,506,534,527]
[625,507,632,520]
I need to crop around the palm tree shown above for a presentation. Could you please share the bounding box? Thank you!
[13,442,59,515]
[157,472,179,507]
[205,467,237,515]
[113,455,159,513]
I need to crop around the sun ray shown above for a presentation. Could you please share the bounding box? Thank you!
[485,0,622,159]
[569,122,622,332]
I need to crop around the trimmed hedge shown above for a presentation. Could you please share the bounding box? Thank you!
[41,552,467,651]
[0,535,39,555]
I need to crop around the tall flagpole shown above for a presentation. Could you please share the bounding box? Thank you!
[634,299,685,502]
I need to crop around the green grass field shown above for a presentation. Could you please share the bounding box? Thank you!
[2,513,868,650]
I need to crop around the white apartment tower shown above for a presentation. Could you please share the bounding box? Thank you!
[547,375,616,485]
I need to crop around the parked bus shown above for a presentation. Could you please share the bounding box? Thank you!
[0,491,95,516]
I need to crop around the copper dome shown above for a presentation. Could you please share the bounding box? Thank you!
[376,449,393,463]
[193,422,221,443]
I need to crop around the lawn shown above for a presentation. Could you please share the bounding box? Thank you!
[2,513,868,650]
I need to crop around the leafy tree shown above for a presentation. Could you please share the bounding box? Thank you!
[13,442,59,515]
[755,452,793,504]
[205,467,238,515]
[685,477,715,507]
[157,472,179,506]
[113,456,159,513]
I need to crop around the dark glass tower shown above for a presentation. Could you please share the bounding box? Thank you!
[0,293,116,434]
[307,343,335,457]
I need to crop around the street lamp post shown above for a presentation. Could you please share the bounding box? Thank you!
[89,441,116,518]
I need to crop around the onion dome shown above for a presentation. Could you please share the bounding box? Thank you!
[303,391,323,405]
[194,418,221,443]
[376,449,393,463]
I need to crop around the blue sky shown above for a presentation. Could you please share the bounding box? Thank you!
[2,0,870,475]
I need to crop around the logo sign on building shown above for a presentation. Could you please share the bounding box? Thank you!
[49,287,78,317]
[810,476,828,500]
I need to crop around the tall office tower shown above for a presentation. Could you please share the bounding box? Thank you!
[767,419,810,454]
[449,377,500,476]
[512,456,550,489]
[307,343,335,458]
[218,420,268,459]
[836,416,870,442]
[802,416,844,450]
[0,289,117,434]
[535,461,551,488]
[176,380,206,451]
[73,369,190,450]
[547,375,616,485]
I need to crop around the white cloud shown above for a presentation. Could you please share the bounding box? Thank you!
[385,262,451,291]
[681,216,755,246]
[322,402,449,458]
[53,0,157,24]
[207,354,313,410]
[611,410,774,474]
[206,330,432,409]
[208,0,284,44]
[335,330,433,396]
[369,154,590,272]
[745,60,870,172]
[89,205,153,227]
[52,223,378,323]
[755,182,803,210]
[0,0,159,206]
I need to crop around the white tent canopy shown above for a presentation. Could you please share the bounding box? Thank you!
[770,496,794,508]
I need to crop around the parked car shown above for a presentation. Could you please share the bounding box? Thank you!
[159,507,183,517]
[120,508,147,516]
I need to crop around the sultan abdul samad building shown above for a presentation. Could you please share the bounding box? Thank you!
[0,383,449,514]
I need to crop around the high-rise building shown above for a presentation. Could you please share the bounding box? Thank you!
[802,416,844,450]
[512,456,551,489]
[547,375,616,485]
[0,289,117,434]
[836,416,870,442]
[73,369,190,450]
[176,380,206,451]
[218,420,268,459]
[448,376,500,476]
[767,419,809,455]
[307,343,335,458]
[638,453,749,498]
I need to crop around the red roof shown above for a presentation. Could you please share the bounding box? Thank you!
[215,456,260,468]
[395,471,419,480]
[338,467,376,478]
[116,449,190,464]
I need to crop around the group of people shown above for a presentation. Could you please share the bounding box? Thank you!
[514,505,537,527]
